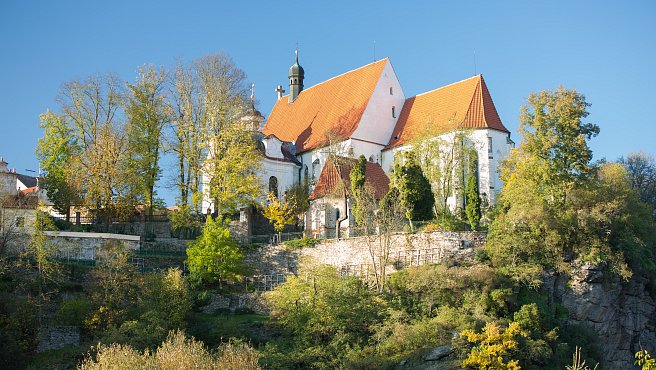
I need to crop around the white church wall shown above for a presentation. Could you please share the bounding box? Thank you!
[349,139,386,165]
[259,158,299,199]
[381,128,514,209]
[351,60,406,147]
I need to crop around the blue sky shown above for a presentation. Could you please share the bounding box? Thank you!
[1,1,654,205]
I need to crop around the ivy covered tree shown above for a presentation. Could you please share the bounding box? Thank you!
[390,152,435,229]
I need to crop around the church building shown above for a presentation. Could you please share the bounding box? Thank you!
[204,52,514,236]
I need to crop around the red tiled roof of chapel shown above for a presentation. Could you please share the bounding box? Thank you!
[309,157,390,201]
[385,74,509,150]
[262,59,388,153]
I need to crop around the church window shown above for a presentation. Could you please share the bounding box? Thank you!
[369,155,374,162]
[268,176,279,198]
[390,87,393,95]
[392,106,396,118]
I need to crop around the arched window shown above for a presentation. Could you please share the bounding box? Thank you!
[268,176,279,198]
[368,155,374,162]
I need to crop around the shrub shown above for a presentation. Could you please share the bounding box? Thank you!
[55,296,93,326]
[283,236,319,250]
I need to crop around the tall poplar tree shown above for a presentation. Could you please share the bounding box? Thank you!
[125,65,170,218]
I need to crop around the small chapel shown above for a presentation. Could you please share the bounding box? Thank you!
[204,52,514,237]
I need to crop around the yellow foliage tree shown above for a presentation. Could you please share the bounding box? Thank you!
[261,192,296,235]
[460,321,526,370]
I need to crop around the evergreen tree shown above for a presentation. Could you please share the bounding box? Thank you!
[350,155,368,225]
[465,173,481,230]
[391,152,435,228]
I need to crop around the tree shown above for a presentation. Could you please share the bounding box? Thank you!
[465,160,481,230]
[460,322,525,369]
[195,54,262,217]
[486,88,652,286]
[24,210,62,324]
[350,155,368,226]
[516,87,599,206]
[185,217,243,285]
[261,192,296,236]
[87,240,139,332]
[36,110,80,221]
[285,178,310,229]
[618,151,656,218]
[170,59,207,213]
[56,73,128,215]
[125,65,170,219]
[390,152,435,229]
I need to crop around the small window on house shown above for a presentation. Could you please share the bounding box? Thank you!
[390,87,393,95]
[15,216,24,228]
[488,137,493,158]
[268,176,279,198]
[369,155,374,162]
[392,106,396,118]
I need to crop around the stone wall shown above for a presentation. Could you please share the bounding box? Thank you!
[244,231,486,276]
[45,231,140,261]
[37,325,80,352]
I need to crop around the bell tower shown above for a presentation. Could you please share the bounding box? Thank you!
[288,49,304,103]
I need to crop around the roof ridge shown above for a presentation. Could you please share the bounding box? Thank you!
[289,58,388,98]
[410,74,482,99]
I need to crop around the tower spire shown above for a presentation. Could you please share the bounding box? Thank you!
[288,48,304,103]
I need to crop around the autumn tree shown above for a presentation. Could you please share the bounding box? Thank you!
[261,192,296,236]
[125,65,170,218]
[56,73,128,217]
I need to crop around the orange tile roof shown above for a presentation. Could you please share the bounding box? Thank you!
[309,157,390,201]
[385,74,508,150]
[262,59,388,153]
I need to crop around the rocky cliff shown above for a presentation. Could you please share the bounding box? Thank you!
[543,263,656,368]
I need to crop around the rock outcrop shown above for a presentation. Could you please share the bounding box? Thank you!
[543,263,656,368]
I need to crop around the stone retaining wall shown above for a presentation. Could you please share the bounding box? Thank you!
[245,231,486,275]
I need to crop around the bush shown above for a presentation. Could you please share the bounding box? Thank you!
[80,330,260,369]
[283,236,319,250]
[55,296,92,326]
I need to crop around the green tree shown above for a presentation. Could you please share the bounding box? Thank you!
[390,152,435,229]
[486,88,652,286]
[36,111,80,221]
[185,217,243,285]
[125,65,170,218]
[350,155,368,226]
[465,162,481,230]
